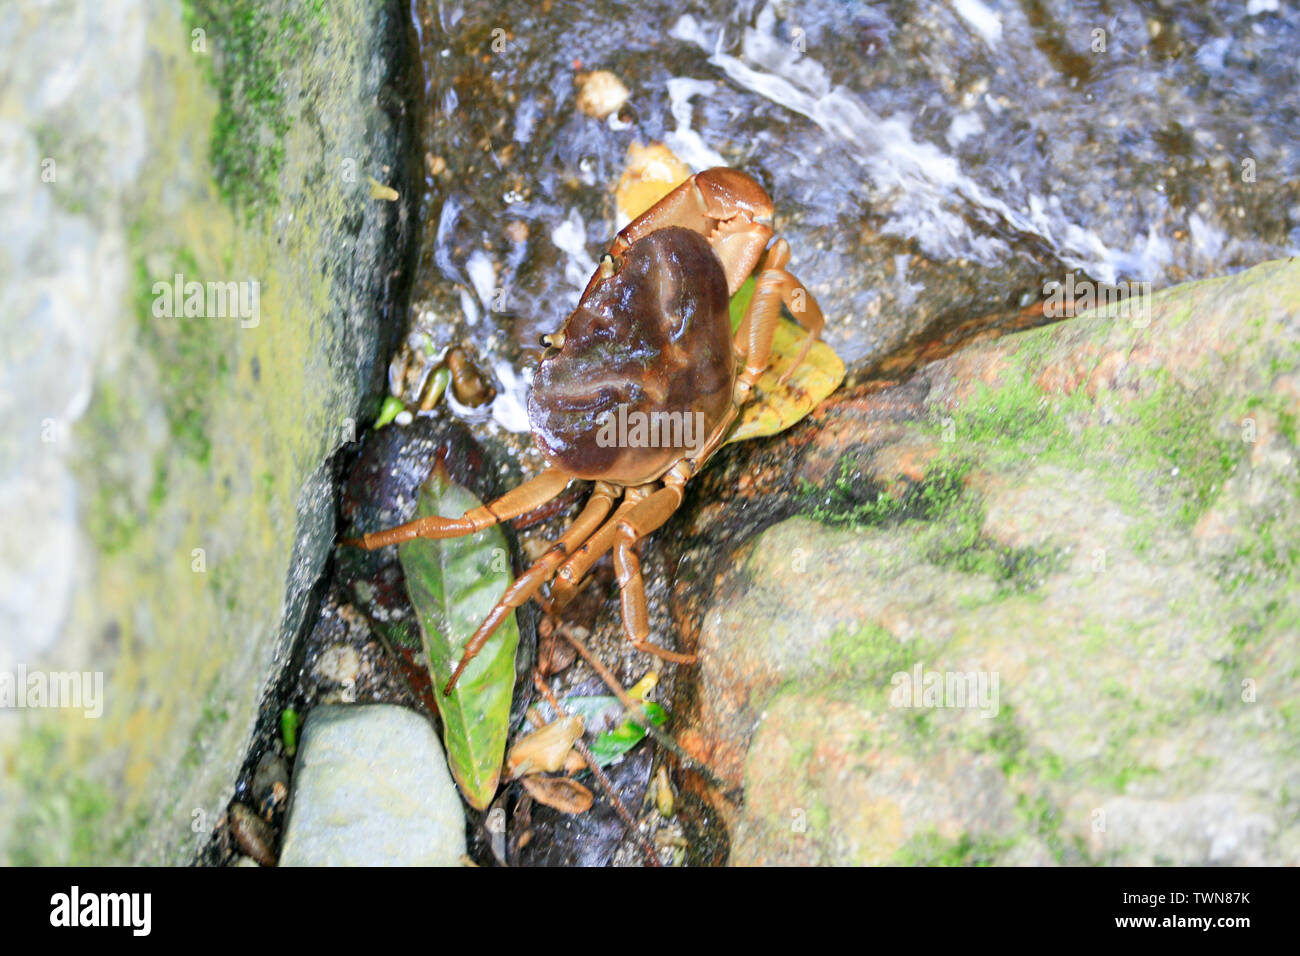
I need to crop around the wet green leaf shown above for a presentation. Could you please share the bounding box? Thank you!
[561,696,668,766]
[399,470,519,809]
[727,277,846,445]
[374,395,406,429]
[280,707,299,757]
[423,365,451,409]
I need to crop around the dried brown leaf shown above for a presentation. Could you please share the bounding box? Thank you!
[520,775,595,815]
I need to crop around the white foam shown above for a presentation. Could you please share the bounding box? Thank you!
[664,77,729,172]
[490,359,533,433]
[952,0,1003,46]
[671,6,1171,284]
[465,249,496,311]
[551,209,598,292]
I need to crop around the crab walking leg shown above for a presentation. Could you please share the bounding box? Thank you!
[611,479,699,665]
[343,467,571,550]
[733,239,826,389]
[442,481,621,695]
[547,491,648,611]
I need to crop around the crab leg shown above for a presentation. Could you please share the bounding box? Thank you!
[611,479,698,665]
[441,481,621,694]
[547,491,647,610]
[343,467,571,550]
[734,238,826,390]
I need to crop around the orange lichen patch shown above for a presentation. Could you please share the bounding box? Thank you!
[790,382,930,484]
[868,440,942,499]
[933,346,1015,405]
[1193,505,1236,544]
[1243,410,1280,469]
[957,467,1007,503]
[677,728,712,765]
[1084,349,1128,398]
[867,300,1054,383]
[1035,343,1104,395]
[615,142,691,225]
[1273,373,1300,412]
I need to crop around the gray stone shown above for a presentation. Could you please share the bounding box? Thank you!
[279,705,467,867]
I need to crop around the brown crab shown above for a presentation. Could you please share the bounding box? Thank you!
[346,168,825,694]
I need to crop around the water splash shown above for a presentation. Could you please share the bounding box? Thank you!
[671,4,1177,285]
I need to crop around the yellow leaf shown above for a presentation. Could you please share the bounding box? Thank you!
[368,176,399,201]
[725,277,845,444]
[726,317,845,445]
[615,143,691,225]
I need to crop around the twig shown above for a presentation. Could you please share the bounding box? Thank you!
[532,672,662,867]
[554,623,741,803]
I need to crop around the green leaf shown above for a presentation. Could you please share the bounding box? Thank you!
[280,707,299,757]
[728,277,757,333]
[374,395,405,429]
[560,696,668,767]
[399,470,519,809]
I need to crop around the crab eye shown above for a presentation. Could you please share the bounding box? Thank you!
[599,253,619,279]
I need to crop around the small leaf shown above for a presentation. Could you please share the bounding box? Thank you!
[368,176,399,201]
[561,696,668,766]
[422,366,451,410]
[506,715,584,779]
[727,277,846,445]
[280,708,300,758]
[520,776,595,815]
[374,395,405,429]
[615,144,692,225]
[728,276,757,334]
[399,469,520,810]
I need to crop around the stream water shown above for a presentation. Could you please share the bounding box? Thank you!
[403,0,1299,450]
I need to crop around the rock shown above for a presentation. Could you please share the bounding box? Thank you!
[674,258,1300,865]
[279,705,467,867]
[1,0,413,863]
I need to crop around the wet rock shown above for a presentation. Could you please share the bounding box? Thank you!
[279,705,466,867]
[403,0,1300,442]
[674,258,1300,865]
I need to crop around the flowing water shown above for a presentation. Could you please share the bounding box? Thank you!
[402,0,1299,451]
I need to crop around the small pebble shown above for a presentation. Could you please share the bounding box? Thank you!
[315,644,361,685]
[576,70,630,119]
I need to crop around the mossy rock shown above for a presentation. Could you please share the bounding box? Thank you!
[1,0,413,863]
[683,259,1300,866]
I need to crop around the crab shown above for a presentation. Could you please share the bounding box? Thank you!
[346,168,826,694]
